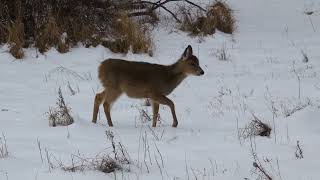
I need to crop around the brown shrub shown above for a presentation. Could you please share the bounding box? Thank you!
[179,1,235,36]
[103,12,153,56]
[0,0,155,58]
[208,1,236,34]
[179,5,216,36]
[35,16,69,54]
[65,19,98,48]
[0,6,8,44]
[7,19,25,59]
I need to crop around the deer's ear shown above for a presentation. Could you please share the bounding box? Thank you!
[181,45,193,60]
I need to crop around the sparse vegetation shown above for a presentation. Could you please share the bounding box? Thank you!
[0,133,8,158]
[280,98,311,117]
[47,87,74,127]
[214,43,230,61]
[43,130,130,174]
[250,139,275,180]
[61,152,124,174]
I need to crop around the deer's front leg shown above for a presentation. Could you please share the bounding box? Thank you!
[152,101,159,127]
[152,95,178,128]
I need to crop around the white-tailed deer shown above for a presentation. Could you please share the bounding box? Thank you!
[92,45,204,127]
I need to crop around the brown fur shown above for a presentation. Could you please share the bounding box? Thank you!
[92,45,204,127]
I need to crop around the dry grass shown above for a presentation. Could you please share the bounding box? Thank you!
[7,19,25,59]
[66,19,98,48]
[179,0,236,36]
[35,16,69,53]
[0,0,154,58]
[44,131,131,174]
[62,154,122,174]
[207,1,236,34]
[179,5,216,36]
[103,12,153,56]
[34,12,153,56]
[0,24,7,44]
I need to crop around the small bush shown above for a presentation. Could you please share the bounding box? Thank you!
[47,87,74,127]
[240,114,272,139]
[207,1,236,34]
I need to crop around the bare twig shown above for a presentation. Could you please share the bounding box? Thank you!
[154,142,164,168]
[295,140,304,159]
[37,138,44,163]
[308,16,316,32]
[45,148,53,172]
[129,0,206,23]
[252,162,272,180]
[250,138,273,180]
[292,61,301,100]
[185,152,190,180]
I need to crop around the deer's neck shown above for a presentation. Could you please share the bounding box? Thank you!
[166,61,187,93]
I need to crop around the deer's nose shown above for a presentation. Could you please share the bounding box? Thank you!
[199,70,204,76]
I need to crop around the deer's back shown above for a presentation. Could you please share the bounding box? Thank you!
[99,59,174,97]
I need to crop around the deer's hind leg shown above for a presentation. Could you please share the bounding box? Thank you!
[92,90,106,123]
[103,88,122,127]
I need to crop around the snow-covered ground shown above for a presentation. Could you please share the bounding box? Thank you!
[1,0,320,179]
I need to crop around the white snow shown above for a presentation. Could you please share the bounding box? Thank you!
[1,0,320,179]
